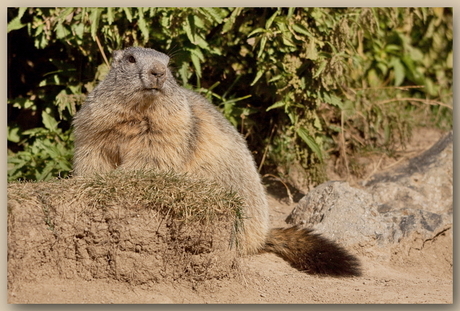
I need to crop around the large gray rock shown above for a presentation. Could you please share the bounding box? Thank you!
[365,130,453,215]
[286,131,453,250]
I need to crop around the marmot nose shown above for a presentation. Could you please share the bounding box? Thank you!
[145,66,167,89]
[149,68,165,78]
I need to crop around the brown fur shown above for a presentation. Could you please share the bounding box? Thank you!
[265,227,361,276]
[72,47,361,277]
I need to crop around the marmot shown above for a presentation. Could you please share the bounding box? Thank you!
[73,47,361,277]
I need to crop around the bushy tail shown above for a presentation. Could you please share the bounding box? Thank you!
[263,226,361,277]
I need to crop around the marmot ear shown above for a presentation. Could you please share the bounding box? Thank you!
[112,50,124,64]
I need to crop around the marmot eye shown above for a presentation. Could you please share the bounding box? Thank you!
[128,55,136,63]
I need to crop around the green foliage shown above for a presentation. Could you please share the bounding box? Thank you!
[326,8,453,169]
[7,110,74,181]
[8,7,453,185]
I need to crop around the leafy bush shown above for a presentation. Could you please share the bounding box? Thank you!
[7,7,453,185]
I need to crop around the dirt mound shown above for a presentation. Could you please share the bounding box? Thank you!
[7,171,243,295]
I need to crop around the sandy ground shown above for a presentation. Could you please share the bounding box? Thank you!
[5,128,454,305]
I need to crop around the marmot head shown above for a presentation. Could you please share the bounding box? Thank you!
[108,47,176,97]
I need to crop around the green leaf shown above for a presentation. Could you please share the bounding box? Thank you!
[292,23,312,38]
[123,7,133,22]
[313,114,323,131]
[220,95,252,107]
[248,28,266,37]
[74,23,84,39]
[391,58,405,86]
[137,11,149,43]
[305,41,318,60]
[42,111,59,132]
[266,9,279,28]
[55,23,70,39]
[190,52,202,78]
[296,127,323,162]
[424,77,436,96]
[258,36,268,59]
[107,7,114,24]
[7,16,25,32]
[222,8,242,33]
[268,75,283,83]
[200,7,224,24]
[8,127,21,143]
[89,8,102,39]
[7,7,28,32]
[323,93,343,109]
[22,128,44,137]
[184,15,195,43]
[401,55,424,84]
[266,101,286,111]
[384,44,400,53]
[37,161,56,181]
[313,60,327,79]
[250,70,264,86]
[57,7,75,23]
[281,33,296,47]
[193,14,205,29]
[446,51,453,68]
[377,62,388,76]
[409,47,424,62]
[367,68,381,87]
[194,34,210,51]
